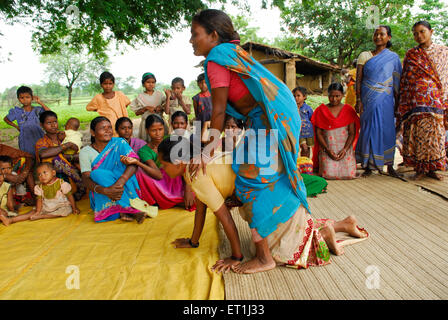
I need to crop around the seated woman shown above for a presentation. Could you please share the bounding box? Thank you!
[115,117,147,154]
[0,144,35,205]
[79,116,149,223]
[159,137,368,273]
[130,115,195,211]
[35,111,86,200]
[311,83,360,180]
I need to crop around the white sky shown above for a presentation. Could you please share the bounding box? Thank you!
[0,2,282,92]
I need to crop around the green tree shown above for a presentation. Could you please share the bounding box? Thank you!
[273,0,416,67]
[417,0,448,44]
[230,14,268,44]
[0,0,229,59]
[40,46,109,105]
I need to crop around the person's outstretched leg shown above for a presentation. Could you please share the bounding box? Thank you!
[232,229,276,274]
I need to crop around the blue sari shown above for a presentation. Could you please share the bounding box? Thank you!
[355,49,402,168]
[89,137,143,222]
[204,43,309,238]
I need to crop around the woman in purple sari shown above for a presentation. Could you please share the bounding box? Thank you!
[355,26,402,177]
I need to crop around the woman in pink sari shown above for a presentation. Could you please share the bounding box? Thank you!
[128,114,196,210]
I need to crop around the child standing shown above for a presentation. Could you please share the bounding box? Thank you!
[86,71,131,136]
[164,77,192,132]
[192,73,212,142]
[130,72,167,141]
[30,162,80,220]
[293,86,314,159]
[3,86,50,155]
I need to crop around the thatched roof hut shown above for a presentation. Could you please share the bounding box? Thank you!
[241,42,342,94]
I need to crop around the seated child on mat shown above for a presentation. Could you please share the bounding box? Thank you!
[30,162,80,221]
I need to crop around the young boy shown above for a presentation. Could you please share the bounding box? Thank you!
[192,73,212,142]
[3,86,50,155]
[164,77,192,132]
[292,86,314,158]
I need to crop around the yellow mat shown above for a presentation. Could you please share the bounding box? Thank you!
[0,199,224,300]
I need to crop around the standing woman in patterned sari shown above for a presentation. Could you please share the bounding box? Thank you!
[189,9,327,274]
[397,21,448,180]
[355,26,402,177]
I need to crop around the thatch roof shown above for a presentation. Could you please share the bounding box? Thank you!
[241,41,341,75]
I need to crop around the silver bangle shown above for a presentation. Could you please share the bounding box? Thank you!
[93,184,100,193]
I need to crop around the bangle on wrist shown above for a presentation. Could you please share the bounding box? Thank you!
[93,184,100,193]
[189,238,199,248]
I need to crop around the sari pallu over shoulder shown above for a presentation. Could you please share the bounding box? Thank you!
[398,46,447,124]
[356,49,402,168]
[89,137,143,222]
[203,43,308,239]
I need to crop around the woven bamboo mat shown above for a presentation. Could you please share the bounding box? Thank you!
[396,166,448,200]
[218,174,448,300]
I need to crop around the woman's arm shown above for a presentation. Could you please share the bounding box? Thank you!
[336,122,356,161]
[316,127,337,160]
[82,171,124,201]
[355,64,364,114]
[172,198,207,248]
[183,183,195,210]
[139,159,163,180]
[38,143,77,159]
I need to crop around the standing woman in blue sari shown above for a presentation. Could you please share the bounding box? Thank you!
[355,26,402,177]
[189,9,343,274]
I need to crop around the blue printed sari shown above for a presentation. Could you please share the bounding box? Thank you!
[204,43,309,238]
[89,137,143,222]
[355,49,402,168]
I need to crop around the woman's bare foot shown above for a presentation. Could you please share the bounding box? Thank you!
[0,214,10,226]
[120,213,134,222]
[426,171,444,181]
[231,256,276,274]
[339,216,368,238]
[320,225,344,255]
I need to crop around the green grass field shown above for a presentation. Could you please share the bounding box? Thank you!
[0,94,328,143]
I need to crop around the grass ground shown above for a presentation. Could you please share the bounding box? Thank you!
[0,94,328,145]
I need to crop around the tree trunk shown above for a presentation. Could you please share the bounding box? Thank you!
[67,86,73,105]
